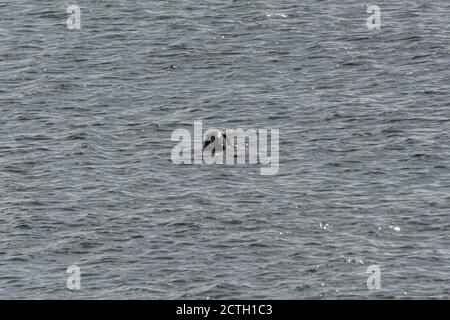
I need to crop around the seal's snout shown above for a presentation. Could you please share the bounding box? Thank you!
[203,135,215,150]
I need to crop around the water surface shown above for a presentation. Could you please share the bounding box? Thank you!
[0,0,449,299]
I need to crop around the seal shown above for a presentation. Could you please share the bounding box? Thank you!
[202,129,230,157]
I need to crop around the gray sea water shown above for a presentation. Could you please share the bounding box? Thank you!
[1,0,449,299]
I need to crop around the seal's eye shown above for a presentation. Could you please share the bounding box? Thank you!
[210,136,215,142]
[222,133,227,139]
